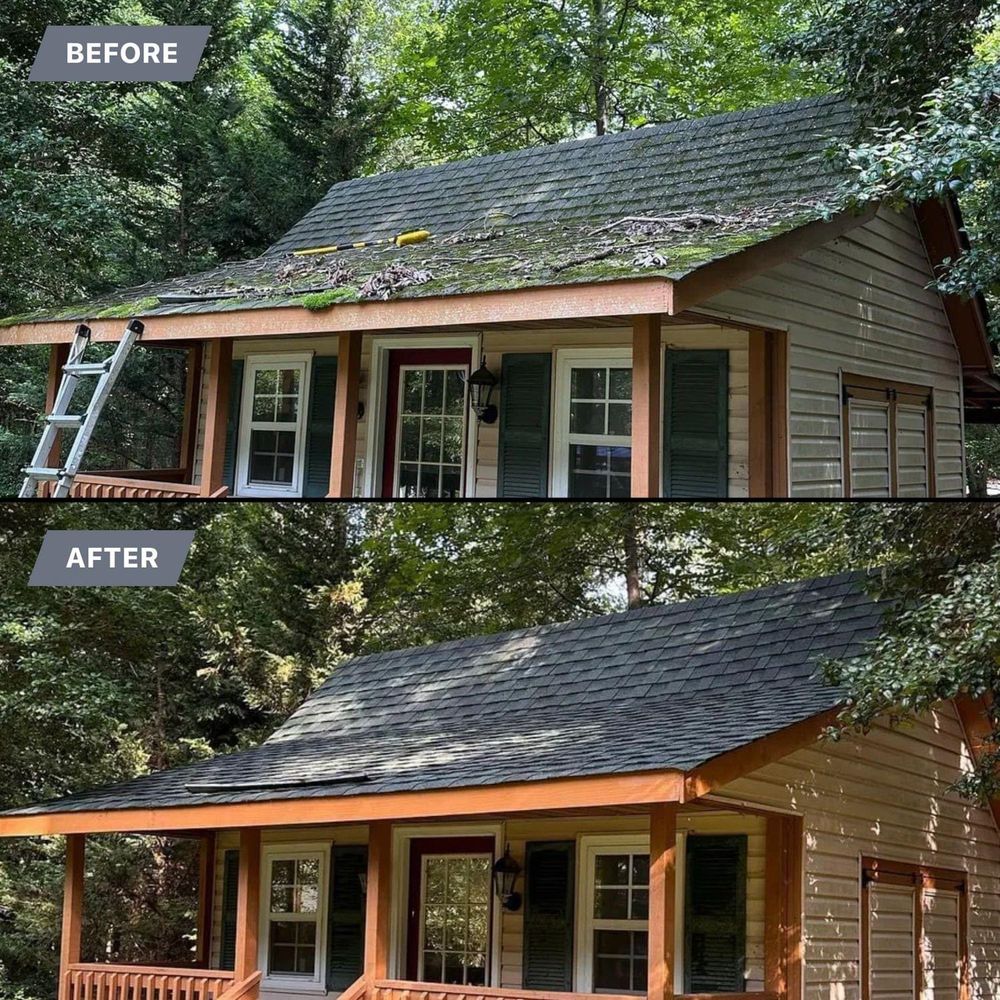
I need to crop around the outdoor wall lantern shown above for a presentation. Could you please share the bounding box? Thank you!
[463,359,499,423]
[492,845,522,911]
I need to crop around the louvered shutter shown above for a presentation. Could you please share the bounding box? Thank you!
[222,360,245,492]
[327,845,368,989]
[498,353,552,497]
[847,400,892,497]
[663,351,728,497]
[219,849,240,972]
[523,841,575,990]
[304,357,338,497]
[684,835,747,993]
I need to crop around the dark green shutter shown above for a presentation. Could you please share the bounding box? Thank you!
[684,835,747,993]
[523,841,575,990]
[222,360,245,492]
[219,849,240,972]
[304,357,338,497]
[663,350,728,498]
[498,353,552,497]
[326,845,367,990]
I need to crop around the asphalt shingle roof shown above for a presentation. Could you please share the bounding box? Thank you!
[3,571,884,817]
[2,95,855,327]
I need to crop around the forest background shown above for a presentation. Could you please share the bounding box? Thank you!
[2,1,1000,489]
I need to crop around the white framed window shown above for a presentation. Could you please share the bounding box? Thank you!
[236,353,313,498]
[552,349,632,498]
[260,844,330,990]
[393,365,468,498]
[576,835,650,995]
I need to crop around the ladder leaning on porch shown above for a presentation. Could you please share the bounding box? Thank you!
[20,319,144,499]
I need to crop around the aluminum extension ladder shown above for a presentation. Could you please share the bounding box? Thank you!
[20,319,144,498]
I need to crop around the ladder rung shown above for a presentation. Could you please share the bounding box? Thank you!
[46,414,84,428]
[22,467,63,480]
[63,361,110,376]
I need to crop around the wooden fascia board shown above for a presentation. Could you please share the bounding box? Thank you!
[683,707,841,801]
[0,279,674,347]
[0,769,684,837]
[669,205,878,315]
[952,693,1000,837]
[914,198,994,372]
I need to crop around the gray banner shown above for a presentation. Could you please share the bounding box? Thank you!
[30,26,210,82]
[29,530,195,587]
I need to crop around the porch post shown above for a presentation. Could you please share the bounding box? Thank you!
[234,828,261,982]
[328,330,362,497]
[180,343,205,484]
[748,329,789,497]
[57,834,85,1000]
[196,832,216,967]
[647,803,677,1000]
[200,339,233,497]
[364,821,392,982]
[764,814,804,1000]
[631,314,662,498]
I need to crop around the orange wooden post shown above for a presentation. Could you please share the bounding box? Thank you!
[631,314,662,498]
[234,828,261,982]
[180,343,205,484]
[196,833,216,967]
[364,821,393,982]
[58,835,86,1000]
[200,339,234,497]
[328,330,362,497]
[748,329,789,498]
[647,804,677,1000]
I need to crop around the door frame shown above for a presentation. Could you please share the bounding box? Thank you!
[363,335,483,498]
[390,823,503,985]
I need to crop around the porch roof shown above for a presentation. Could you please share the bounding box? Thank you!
[1,95,854,329]
[1,571,884,821]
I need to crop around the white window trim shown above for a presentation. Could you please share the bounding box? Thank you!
[235,352,314,498]
[363,335,482,499]
[389,823,503,986]
[259,841,331,993]
[574,833,686,995]
[391,363,470,498]
[551,348,633,498]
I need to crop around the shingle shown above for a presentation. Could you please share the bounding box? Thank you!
[3,570,887,818]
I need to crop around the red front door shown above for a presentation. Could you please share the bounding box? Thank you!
[406,836,495,984]
[381,349,472,498]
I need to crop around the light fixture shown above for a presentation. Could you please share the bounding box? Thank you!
[463,359,499,423]
[492,845,522,911]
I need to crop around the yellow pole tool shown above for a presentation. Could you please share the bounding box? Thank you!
[292,230,431,257]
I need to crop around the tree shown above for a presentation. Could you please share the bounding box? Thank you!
[382,0,823,164]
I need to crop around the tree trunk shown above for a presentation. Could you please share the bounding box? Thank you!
[623,511,642,609]
[591,0,609,135]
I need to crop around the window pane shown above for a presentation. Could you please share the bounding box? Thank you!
[571,367,606,399]
[424,905,446,948]
[632,855,650,886]
[448,859,470,902]
[442,418,464,465]
[596,930,631,955]
[595,888,629,919]
[276,395,298,422]
[595,854,630,885]
[276,431,296,454]
[421,417,443,463]
[251,430,277,454]
[270,945,296,974]
[253,396,276,421]
[444,953,466,985]
[609,368,632,400]
[423,951,443,981]
[571,444,609,474]
[254,369,277,395]
[274,454,294,484]
[426,862,447,904]
[297,883,319,912]
[630,889,648,920]
[272,860,295,886]
[403,371,424,414]
[594,956,631,991]
[298,921,317,944]
[400,417,421,461]
[608,402,632,436]
[295,946,316,974]
[278,369,300,394]
[424,369,444,412]
[419,463,441,497]
[610,473,631,498]
[270,886,294,913]
[466,963,486,987]
[441,468,462,498]
[445,371,465,415]
[570,473,609,498]
[570,401,606,435]
[469,858,491,900]
[633,959,648,990]
[271,919,297,943]
[398,463,419,497]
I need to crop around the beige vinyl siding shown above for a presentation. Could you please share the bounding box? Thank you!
[713,703,1000,1000]
[702,205,964,497]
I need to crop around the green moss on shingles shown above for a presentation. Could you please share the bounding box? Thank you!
[300,287,360,310]
[92,296,161,319]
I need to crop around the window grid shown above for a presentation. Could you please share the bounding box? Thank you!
[567,365,632,499]
[395,367,467,498]
[592,851,649,995]
[267,856,320,979]
[244,362,306,489]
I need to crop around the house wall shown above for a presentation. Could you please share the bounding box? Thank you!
[702,205,965,497]
[715,702,1000,1000]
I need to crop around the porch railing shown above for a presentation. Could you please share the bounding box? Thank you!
[372,981,639,1000]
[39,471,228,499]
[64,964,237,1000]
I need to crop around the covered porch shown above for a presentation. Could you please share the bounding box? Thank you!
[52,801,803,1000]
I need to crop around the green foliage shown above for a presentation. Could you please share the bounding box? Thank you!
[965,425,1000,495]
[300,286,359,308]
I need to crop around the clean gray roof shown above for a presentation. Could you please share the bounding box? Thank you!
[2,571,884,817]
[2,95,855,328]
